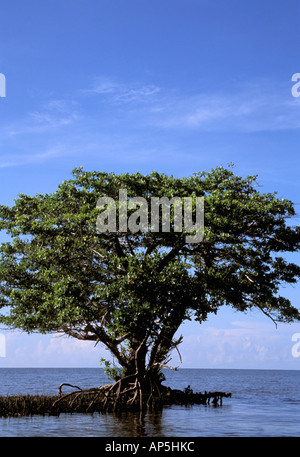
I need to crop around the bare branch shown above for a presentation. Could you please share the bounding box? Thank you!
[152,357,179,371]
[90,248,105,259]
[253,302,278,328]
[245,273,254,283]
[115,332,131,344]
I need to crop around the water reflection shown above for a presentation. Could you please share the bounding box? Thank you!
[0,409,169,437]
[100,410,165,437]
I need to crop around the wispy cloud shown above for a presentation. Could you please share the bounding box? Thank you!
[80,77,161,104]
[79,77,300,132]
[150,86,300,132]
[0,145,64,168]
[1,77,299,171]
[5,99,80,137]
[30,99,79,127]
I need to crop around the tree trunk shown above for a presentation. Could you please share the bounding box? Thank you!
[125,337,148,380]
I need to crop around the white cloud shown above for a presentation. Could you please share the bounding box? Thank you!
[2,319,300,369]
[175,320,300,369]
[0,331,110,367]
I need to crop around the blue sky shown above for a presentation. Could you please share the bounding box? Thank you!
[0,0,300,369]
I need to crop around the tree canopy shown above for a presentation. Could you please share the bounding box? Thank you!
[0,166,300,383]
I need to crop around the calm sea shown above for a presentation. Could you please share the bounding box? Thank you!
[0,368,299,437]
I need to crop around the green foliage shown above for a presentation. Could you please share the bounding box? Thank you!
[0,165,299,377]
[99,357,125,381]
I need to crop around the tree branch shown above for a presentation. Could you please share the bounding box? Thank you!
[125,234,135,257]
[156,245,182,273]
[252,302,278,328]
[115,235,126,258]
[115,332,131,344]
[62,322,129,368]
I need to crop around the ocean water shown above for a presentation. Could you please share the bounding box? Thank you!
[0,368,299,437]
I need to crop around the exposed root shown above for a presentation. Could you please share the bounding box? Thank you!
[50,371,168,414]
[50,378,232,414]
[52,383,101,409]
[0,384,232,417]
[58,383,83,394]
